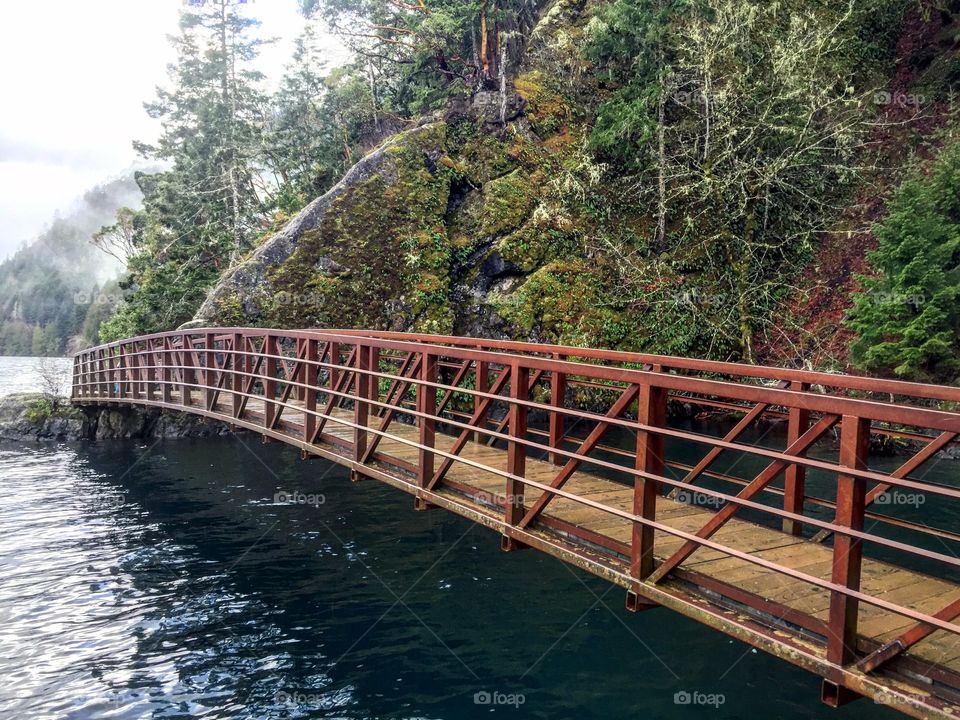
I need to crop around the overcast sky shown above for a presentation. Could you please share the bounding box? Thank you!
[0,0,343,260]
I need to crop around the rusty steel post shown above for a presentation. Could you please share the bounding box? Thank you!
[417,351,438,491]
[783,381,810,536]
[303,339,319,444]
[181,338,193,406]
[204,332,216,410]
[632,381,667,583]
[503,361,529,550]
[474,360,490,444]
[230,334,242,417]
[826,414,870,668]
[549,353,566,465]
[353,343,371,465]
[264,334,278,429]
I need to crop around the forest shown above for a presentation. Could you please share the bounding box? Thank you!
[9,0,960,385]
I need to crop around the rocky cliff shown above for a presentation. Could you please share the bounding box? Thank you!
[187,0,630,345]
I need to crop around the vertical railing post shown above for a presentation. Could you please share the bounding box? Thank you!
[549,353,566,465]
[181,337,193,406]
[783,381,810,536]
[328,342,340,410]
[205,332,216,410]
[118,345,128,399]
[503,361,528,550]
[352,342,371,471]
[231,333,242,417]
[264,334,277,429]
[631,380,667,587]
[147,340,156,400]
[417,350,438,494]
[161,337,172,404]
[303,339,319,445]
[134,342,144,399]
[97,349,104,399]
[827,414,870,667]
[474,360,489,443]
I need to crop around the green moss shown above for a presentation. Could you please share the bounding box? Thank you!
[258,122,455,332]
[514,71,570,136]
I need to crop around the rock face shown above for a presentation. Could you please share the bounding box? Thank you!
[0,394,234,442]
[185,1,590,340]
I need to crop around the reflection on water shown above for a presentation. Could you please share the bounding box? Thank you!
[0,434,907,719]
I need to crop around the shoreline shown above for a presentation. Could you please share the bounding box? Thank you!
[0,392,236,442]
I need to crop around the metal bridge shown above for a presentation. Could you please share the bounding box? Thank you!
[71,329,960,718]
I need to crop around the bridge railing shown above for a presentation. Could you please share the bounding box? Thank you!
[73,328,960,680]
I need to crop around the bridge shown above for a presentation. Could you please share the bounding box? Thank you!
[71,328,960,718]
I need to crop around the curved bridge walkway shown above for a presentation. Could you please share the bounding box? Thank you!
[72,329,960,718]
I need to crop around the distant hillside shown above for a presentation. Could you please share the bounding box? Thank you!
[0,174,142,356]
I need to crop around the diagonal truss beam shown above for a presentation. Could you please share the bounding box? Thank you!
[426,366,512,491]
[811,430,958,543]
[517,384,641,529]
[361,353,422,463]
[486,369,545,446]
[666,400,773,500]
[649,414,841,584]
[857,595,960,673]
[309,346,358,444]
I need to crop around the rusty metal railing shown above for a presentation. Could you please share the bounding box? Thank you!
[72,328,960,714]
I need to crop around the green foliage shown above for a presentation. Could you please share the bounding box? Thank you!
[104,0,271,338]
[848,141,960,383]
[24,396,53,425]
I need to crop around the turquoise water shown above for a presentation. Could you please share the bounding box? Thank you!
[0,433,907,719]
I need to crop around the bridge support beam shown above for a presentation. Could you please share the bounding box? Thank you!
[625,591,658,613]
[820,680,862,708]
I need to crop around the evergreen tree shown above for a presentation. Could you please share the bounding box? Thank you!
[848,141,960,383]
[102,0,270,339]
